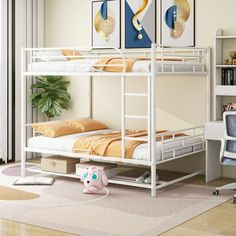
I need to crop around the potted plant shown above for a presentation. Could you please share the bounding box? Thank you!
[31,76,71,119]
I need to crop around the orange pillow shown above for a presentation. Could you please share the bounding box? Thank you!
[62,49,82,60]
[31,121,82,138]
[65,118,108,132]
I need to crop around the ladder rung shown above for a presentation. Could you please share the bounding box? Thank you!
[124,115,148,120]
[124,93,148,97]
[125,137,148,142]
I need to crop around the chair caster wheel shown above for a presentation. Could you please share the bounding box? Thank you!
[213,189,219,196]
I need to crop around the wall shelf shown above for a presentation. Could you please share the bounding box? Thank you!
[216,65,236,68]
[215,85,236,96]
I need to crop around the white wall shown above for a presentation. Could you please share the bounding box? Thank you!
[45,0,236,176]
[45,0,92,119]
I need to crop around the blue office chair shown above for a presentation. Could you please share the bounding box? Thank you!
[213,112,236,203]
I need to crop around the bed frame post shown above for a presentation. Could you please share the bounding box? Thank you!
[121,49,126,159]
[89,76,93,119]
[121,74,126,159]
[151,43,157,197]
[21,48,26,177]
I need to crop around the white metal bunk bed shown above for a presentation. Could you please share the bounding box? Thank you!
[21,44,211,197]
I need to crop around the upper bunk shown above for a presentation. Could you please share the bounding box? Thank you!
[22,44,210,77]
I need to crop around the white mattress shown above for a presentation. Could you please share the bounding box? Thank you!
[28,59,99,73]
[28,130,204,162]
[28,60,204,73]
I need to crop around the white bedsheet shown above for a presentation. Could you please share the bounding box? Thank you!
[28,130,204,162]
[28,59,99,73]
[132,61,204,73]
[28,60,204,73]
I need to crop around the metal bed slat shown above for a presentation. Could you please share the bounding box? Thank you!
[124,137,148,142]
[124,115,148,120]
[124,93,148,97]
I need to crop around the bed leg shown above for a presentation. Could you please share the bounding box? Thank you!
[21,150,26,177]
[151,166,157,197]
[151,187,156,198]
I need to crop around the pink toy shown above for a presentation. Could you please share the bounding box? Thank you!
[82,166,108,194]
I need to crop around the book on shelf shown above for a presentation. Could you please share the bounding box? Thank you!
[233,69,236,85]
[221,68,236,85]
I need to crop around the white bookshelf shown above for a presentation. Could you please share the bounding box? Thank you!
[214,29,236,120]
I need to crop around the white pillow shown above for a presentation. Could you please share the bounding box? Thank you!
[34,50,68,62]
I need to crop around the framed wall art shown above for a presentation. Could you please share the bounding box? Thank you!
[161,0,195,47]
[125,0,156,48]
[92,0,121,48]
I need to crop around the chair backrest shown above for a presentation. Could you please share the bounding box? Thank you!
[220,112,236,165]
[224,112,236,137]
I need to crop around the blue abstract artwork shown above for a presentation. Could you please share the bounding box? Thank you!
[92,0,121,48]
[125,0,156,48]
[161,0,195,46]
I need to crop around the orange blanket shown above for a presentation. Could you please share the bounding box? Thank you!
[94,57,182,72]
[73,130,185,159]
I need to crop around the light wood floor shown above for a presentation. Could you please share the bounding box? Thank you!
[1,177,236,236]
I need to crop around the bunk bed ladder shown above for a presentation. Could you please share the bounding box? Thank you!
[121,76,152,163]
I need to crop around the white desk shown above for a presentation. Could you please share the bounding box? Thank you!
[205,121,224,183]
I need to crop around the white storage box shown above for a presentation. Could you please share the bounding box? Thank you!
[76,161,117,178]
[41,156,80,174]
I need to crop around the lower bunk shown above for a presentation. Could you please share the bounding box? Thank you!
[22,124,205,197]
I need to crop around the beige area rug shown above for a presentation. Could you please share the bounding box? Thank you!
[0,185,39,200]
[0,164,232,236]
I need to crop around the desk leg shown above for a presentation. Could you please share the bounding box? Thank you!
[206,140,222,183]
